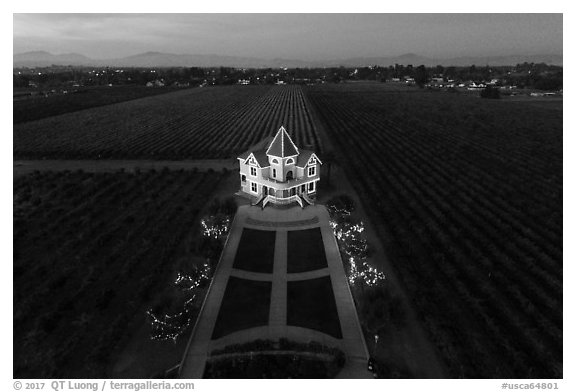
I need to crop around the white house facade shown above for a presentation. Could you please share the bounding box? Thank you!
[237,126,322,207]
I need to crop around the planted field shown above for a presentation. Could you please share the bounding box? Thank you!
[212,277,272,339]
[305,82,562,378]
[14,85,186,124]
[14,85,323,160]
[13,169,225,378]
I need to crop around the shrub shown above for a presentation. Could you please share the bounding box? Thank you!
[205,346,345,378]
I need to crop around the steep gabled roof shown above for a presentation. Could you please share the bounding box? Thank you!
[240,151,270,168]
[266,126,299,158]
[253,150,270,167]
[237,150,251,161]
[295,150,313,167]
[296,150,322,167]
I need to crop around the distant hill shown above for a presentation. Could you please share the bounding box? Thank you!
[14,51,92,67]
[329,53,563,67]
[13,51,563,68]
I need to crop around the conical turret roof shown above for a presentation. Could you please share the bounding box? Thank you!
[266,126,299,158]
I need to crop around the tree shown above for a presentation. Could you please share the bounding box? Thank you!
[434,65,445,76]
[414,65,428,88]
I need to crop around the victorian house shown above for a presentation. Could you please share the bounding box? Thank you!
[237,126,322,207]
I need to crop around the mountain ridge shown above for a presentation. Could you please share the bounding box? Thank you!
[13,51,563,68]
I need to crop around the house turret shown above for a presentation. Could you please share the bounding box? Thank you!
[266,126,300,182]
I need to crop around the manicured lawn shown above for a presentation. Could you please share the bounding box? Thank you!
[287,228,328,273]
[212,277,272,339]
[287,276,342,338]
[233,228,276,273]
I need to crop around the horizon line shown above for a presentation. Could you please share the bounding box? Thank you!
[13,50,563,61]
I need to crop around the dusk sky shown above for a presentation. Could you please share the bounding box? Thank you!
[13,14,562,60]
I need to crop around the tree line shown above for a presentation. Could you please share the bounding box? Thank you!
[14,62,562,91]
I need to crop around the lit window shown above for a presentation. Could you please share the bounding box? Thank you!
[309,182,315,192]
[250,167,257,177]
[251,182,258,193]
[308,165,316,177]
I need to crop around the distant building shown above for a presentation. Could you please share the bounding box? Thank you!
[237,126,322,208]
[467,81,486,90]
[146,80,165,87]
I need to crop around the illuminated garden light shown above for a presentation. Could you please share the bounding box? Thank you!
[175,262,211,291]
[147,213,232,342]
[330,215,385,287]
[150,263,214,342]
[201,216,231,239]
[147,295,196,343]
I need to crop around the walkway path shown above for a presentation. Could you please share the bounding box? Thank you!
[179,204,371,378]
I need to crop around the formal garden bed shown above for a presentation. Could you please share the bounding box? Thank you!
[287,276,342,338]
[211,338,344,357]
[211,277,272,339]
[204,339,345,378]
[232,228,276,273]
[287,227,328,273]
